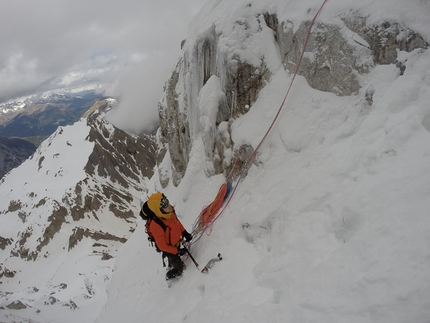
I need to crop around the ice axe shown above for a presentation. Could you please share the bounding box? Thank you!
[183,246,200,270]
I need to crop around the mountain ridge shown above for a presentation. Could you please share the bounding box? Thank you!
[0,90,108,179]
[0,100,156,319]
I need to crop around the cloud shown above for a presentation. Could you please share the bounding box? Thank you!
[103,53,170,134]
[0,0,207,133]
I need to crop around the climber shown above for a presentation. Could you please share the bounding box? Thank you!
[143,192,193,281]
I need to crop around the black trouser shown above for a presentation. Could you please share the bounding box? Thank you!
[163,252,184,279]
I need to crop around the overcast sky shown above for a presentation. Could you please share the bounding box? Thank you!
[0,0,207,133]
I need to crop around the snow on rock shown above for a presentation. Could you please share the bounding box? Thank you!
[98,1,430,323]
[158,0,428,186]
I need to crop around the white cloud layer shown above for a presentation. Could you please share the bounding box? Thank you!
[0,0,207,132]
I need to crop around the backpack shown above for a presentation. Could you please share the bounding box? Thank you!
[139,202,167,252]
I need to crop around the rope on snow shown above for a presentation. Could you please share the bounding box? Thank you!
[190,0,329,244]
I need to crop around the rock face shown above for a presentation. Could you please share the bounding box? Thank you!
[157,11,427,187]
[270,15,426,96]
[84,105,156,201]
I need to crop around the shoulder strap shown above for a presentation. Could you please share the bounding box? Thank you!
[152,214,167,231]
[142,202,167,231]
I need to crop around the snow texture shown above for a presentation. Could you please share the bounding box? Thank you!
[96,1,430,323]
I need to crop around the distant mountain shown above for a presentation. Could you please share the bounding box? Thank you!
[0,90,104,114]
[0,90,107,178]
[0,91,107,138]
[0,137,37,178]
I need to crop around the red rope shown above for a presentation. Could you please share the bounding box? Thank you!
[191,183,229,242]
[191,0,329,242]
[243,0,329,171]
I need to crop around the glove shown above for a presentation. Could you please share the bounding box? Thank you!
[182,230,193,242]
[177,247,187,257]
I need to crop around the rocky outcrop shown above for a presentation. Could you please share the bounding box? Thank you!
[85,116,155,189]
[68,227,127,252]
[158,22,272,186]
[85,100,156,186]
[0,264,16,279]
[342,17,427,66]
[6,300,27,310]
[157,12,427,186]
[0,236,12,250]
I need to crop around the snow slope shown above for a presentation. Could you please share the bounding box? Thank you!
[94,1,430,322]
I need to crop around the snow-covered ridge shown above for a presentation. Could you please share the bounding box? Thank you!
[0,102,156,322]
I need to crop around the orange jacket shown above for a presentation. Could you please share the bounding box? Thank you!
[147,193,186,255]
